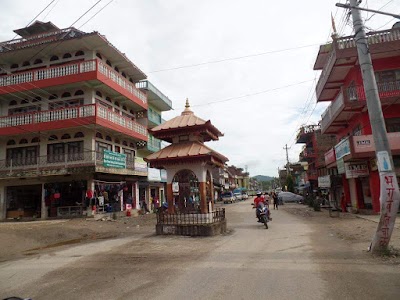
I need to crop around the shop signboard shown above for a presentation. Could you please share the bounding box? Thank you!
[318,175,331,188]
[324,148,336,165]
[103,150,126,168]
[337,158,345,174]
[345,162,369,179]
[134,157,148,172]
[335,138,351,160]
[148,168,161,181]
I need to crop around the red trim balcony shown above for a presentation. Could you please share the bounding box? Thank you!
[315,27,400,102]
[0,59,147,109]
[0,104,148,141]
[321,80,400,134]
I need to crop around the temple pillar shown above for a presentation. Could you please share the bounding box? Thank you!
[166,183,174,213]
[199,182,207,213]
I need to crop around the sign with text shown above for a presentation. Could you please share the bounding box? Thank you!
[345,162,369,179]
[324,148,336,165]
[335,138,351,160]
[103,150,126,168]
[337,158,345,174]
[148,168,161,181]
[318,175,331,188]
[172,182,179,193]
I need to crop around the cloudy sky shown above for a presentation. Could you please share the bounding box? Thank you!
[1,0,399,176]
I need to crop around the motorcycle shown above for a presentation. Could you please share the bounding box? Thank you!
[252,203,269,229]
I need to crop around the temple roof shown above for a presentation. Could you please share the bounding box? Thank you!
[145,141,228,167]
[150,99,223,142]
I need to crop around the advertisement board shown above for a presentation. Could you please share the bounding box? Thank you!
[103,150,126,168]
[148,168,161,181]
[335,138,351,160]
[134,157,148,172]
[318,175,331,188]
[345,162,369,179]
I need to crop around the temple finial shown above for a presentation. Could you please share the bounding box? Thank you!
[182,98,193,115]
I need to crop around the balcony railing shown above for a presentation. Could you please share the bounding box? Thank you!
[136,80,172,109]
[147,135,161,152]
[0,104,147,138]
[0,59,146,105]
[316,27,400,100]
[347,80,400,102]
[0,151,145,177]
[321,80,400,133]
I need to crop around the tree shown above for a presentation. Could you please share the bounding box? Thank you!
[286,174,294,193]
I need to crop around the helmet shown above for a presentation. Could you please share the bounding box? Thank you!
[256,191,262,196]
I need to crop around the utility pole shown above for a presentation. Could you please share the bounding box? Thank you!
[342,0,400,253]
[283,144,290,176]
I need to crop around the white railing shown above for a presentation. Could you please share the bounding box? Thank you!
[0,59,146,106]
[0,104,147,138]
[98,61,147,104]
[337,28,400,50]
[96,105,147,136]
[0,60,96,87]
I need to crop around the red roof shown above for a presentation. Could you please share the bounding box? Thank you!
[145,141,228,167]
[150,99,223,142]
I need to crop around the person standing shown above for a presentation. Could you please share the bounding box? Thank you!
[273,192,279,210]
[340,193,347,213]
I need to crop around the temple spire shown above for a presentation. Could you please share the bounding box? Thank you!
[181,98,193,115]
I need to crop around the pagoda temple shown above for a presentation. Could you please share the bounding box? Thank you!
[145,99,228,215]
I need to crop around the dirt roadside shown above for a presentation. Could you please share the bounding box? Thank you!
[281,204,400,264]
[0,213,157,262]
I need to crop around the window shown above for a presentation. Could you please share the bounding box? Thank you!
[106,60,112,67]
[10,64,18,69]
[9,100,17,106]
[67,141,84,161]
[61,134,71,140]
[96,53,102,60]
[386,118,400,133]
[96,91,103,98]
[95,141,112,160]
[19,139,28,144]
[6,146,38,166]
[61,92,71,98]
[49,94,58,100]
[22,61,30,67]
[47,143,65,163]
[49,135,58,141]
[31,137,40,143]
[7,140,16,146]
[50,55,59,61]
[63,53,72,59]
[33,59,43,65]
[352,125,362,136]
[96,132,103,139]
[21,99,29,104]
[74,90,84,96]
[75,50,84,56]
[74,132,84,138]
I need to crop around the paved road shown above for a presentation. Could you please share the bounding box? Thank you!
[1,201,399,299]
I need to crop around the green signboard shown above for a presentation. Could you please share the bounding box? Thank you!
[103,150,126,168]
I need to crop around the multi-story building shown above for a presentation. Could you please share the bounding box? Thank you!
[314,24,400,212]
[0,21,170,220]
[296,124,337,193]
[136,80,172,207]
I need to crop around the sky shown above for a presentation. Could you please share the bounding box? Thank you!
[1,0,399,177]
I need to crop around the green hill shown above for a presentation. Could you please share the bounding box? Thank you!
[253,175,274,182]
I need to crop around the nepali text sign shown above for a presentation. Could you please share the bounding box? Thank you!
[324,148,336,165]
[345,162,369,179]
[103,150,126,168]
[335,137,351,160]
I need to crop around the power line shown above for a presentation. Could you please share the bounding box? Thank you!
[192,79,314,107]
[78,0,115,29]
[147,44,323,74]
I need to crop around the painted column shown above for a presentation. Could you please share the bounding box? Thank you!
[210,183,215,212]
[41,183,47,220]
[134,182,139,210]
[0,185,6,221]
[369,170,380,213]
[199,182,207,213]
[166,183,174,213]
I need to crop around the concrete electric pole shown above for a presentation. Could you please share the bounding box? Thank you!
[341,0,400,253]
[283,144,290,176]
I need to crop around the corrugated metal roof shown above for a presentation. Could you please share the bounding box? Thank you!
[146,141,228,162]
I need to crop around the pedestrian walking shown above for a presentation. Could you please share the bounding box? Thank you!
[273,192,279,210]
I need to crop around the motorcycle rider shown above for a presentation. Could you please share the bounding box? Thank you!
[253,192,270,222]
